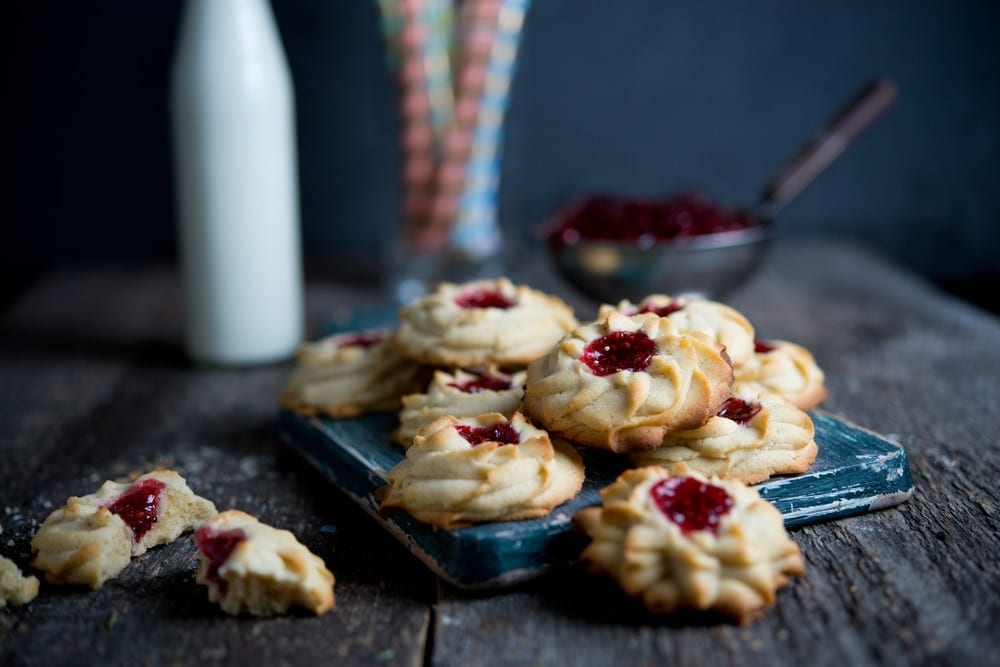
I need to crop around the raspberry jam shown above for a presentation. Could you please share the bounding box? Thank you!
[454,288,514,310]
[104,478,166,542]
[548,192,758,252]
[336,332,385,349]
[650,477,734,535]
[754,340,776,354]
[448,373,513,393]
[455,422,520,446]
[580,331,657,376]
[717,397,763,425]
[195,526,246,598]
[637,301,685,317]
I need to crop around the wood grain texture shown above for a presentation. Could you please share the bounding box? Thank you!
[0,269,432,667]
[1,241,998,666]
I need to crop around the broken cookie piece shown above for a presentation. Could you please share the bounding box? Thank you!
[194,510,335,617]
[1,522,39,609]
[31,469,217,589]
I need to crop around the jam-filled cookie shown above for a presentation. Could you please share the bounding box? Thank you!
[575,464,804,624]
[195,510,335,617]
[282,329,425,418]
[523,311,734,453]
[31,470,216,589]
[734,339,827,410]
[395,366,526,447]
[630,389,818,484]
[392,278,579,368]
[380,412,584,529]
[601,294,756,367]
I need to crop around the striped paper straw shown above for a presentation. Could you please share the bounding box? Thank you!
[421,0,493,248]
[417,0,455,146]
[376,0,529,257]
[378,0,452,244]
[422,0,528,257]
[449,0,529,259]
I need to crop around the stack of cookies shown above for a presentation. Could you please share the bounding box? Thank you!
[523,294,825,482]
[282,279,830,623]
[282,281,827,488]
[282,278,589,531]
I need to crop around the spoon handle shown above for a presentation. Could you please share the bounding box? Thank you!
[757,78,899,221]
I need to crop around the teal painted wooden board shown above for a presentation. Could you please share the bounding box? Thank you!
[278,409,914,589]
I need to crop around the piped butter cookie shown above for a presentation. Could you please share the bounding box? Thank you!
[631,389,818,484]
[735,339,828,410]
[395,366,526,447]
[380,412,584,529]
[575,464,804,624]
[392,278,578,367]
[601,294,756,367]
[282,329,425,418]
[523,311,734,453]
[30,470,216,589]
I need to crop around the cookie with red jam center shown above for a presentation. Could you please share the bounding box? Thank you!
[734,339,828,410]
[600,294,756,367]
[380,412,584,529]
[575,464,804,624]
[523,311,734,453]
[395,366,526,448]
[392,278,578,368]
[282,328,425,418]
[30,470,216,590]
[194,510,334,617]
[631,387,818,484]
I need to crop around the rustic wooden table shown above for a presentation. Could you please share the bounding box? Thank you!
[1,239,997,666]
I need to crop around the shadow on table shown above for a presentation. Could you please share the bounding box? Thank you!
[0,326,191,369]
[273,442,438,602]
[437,563,739,628]
[538,565,739,627]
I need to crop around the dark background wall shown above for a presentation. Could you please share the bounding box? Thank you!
[6,1,999,307]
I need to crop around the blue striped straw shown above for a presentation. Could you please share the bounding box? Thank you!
[450,0,530,259]
[418,0,455,149]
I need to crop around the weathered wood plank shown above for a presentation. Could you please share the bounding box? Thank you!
[0,268,432,667]
[2,241,999,667]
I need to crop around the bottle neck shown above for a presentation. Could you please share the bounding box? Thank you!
[174,0,287,71]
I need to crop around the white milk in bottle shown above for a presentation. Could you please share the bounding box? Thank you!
[170,0,304,365]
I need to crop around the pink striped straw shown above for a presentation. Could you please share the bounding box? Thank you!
[377,0,528,256]
[391,0,445,245]
[437,0,529,258]
[419,0,500,250]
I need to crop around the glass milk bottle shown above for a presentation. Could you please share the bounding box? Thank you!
[170,0,304,365]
